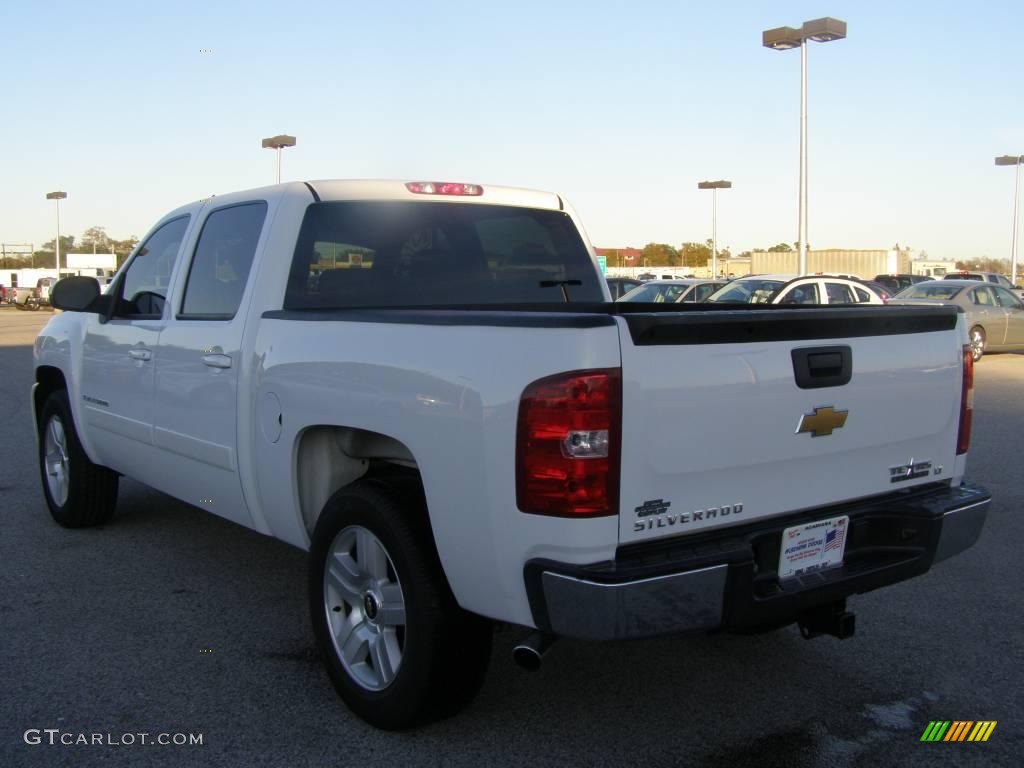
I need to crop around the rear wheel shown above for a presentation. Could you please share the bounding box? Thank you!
[38,390,119,527]
[969,326,986,362]
[308,480,492,729]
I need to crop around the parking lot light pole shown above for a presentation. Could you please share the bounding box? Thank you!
[995,155,1023,285]
[698,180,732,278]
[763,17,847,275]
[45,191,67,277]
[262,135,297,184]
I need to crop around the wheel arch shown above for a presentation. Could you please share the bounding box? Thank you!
[293,425,428,542]
[34,365,69,430]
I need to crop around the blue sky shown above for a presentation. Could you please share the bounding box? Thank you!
[2,0,1022,261]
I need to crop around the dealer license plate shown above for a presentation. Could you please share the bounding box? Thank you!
[778,515,849,580]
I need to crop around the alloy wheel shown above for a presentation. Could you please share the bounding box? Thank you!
[323,526,406,691]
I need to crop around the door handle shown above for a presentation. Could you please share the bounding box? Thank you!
[202,353,232,369]
[128,348,152,362]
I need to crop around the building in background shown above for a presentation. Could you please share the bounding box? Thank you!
[911,259,957,278]
[750,248,912,278]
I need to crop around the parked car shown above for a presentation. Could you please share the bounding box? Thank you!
[35,277,58,304]
[35,179,988,729]
[0,285,8,303]
[14,284,42,310]
[942,271,1023,299]
[705,275,885,305]
[873,274,930,294]
[618,278,726,303]
[605,277,643,300]
[892,279,1024,361]
[858,280,895,303]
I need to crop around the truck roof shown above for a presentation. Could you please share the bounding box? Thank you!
[306,179,564,210]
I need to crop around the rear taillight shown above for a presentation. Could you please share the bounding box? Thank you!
[516,369,621,517]
[957,345,973,455]
[405,181,483,196]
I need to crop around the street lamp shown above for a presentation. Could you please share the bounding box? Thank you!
[697,180,732,278]
[261,134,297,184]
[995,155,1023,286]
[46,191,67,277]
[763,17,847,275]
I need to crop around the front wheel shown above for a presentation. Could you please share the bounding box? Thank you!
[38,390,119,527]
[969,326,986,363]
[308,480,492,729]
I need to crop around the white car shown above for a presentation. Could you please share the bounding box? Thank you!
[706,274,885,305]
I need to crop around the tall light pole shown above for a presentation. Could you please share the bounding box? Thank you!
[46,191,67,276]
[698,180,732,278]
[763,17,847,275]
[261,134,297,184]
[995,155,1023,286]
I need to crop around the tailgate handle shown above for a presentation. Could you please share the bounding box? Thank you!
[792,346,852,389]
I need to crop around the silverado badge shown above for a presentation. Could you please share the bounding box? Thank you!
[796,406,848,437]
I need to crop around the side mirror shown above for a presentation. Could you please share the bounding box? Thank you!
[51,276,101,312]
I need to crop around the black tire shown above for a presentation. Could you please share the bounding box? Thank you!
[308,479,492,729]
[969,325,986,363]
[38,389,119,528]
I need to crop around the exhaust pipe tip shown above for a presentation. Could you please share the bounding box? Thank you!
[512,645,544,671]
[512,632,556,671]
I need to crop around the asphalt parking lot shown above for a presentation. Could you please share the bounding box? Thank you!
[1,305,1021,768]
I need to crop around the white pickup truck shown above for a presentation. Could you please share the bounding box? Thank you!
[34,180,990,729]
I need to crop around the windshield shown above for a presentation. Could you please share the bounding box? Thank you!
[706,278,786,304]
[618,283,690,302]
[896,284,964,300]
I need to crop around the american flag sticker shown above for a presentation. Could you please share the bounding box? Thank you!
[824,527,845,553]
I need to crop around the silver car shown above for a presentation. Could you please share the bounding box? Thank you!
[618,278,726,303]
[892,280,1024,361]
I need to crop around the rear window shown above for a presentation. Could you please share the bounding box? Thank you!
[899,284,964,300]
[283,202,604,309]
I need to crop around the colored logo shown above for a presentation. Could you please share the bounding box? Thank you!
[796,406,848,437]
[920,721,997,742]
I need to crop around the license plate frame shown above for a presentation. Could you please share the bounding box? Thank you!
[778,514,849,580]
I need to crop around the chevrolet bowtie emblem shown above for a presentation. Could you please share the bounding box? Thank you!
[796,406,848,437]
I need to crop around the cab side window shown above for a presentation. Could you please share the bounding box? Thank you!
[179,202,267,319]
[115,216,190,319]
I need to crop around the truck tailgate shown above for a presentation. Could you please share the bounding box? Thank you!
[615,306,964,544]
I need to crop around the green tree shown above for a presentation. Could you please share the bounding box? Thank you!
[111,236,139,267]
[40,235,75,254]
[79,226,110,252]
[640,242,679,267]
[767,242,793,253]
[955,257,1011,274]
[679,241,711,268]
